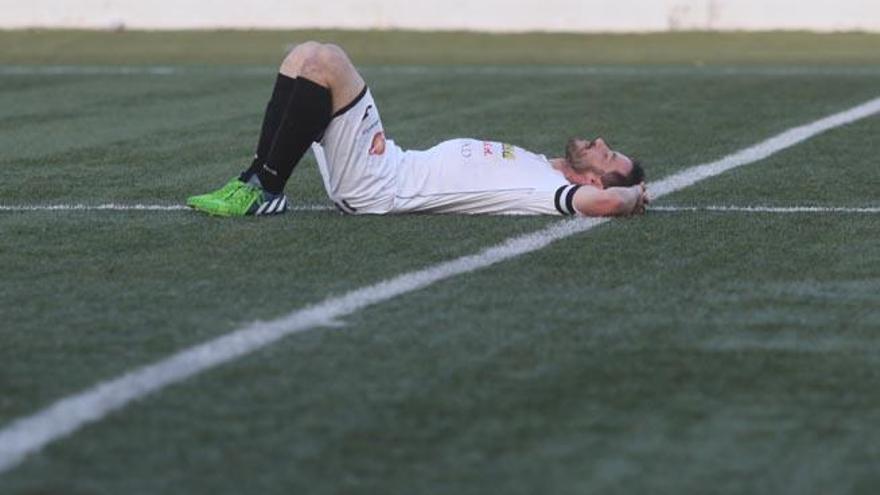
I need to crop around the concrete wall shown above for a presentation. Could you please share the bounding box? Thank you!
[2,0,879,32]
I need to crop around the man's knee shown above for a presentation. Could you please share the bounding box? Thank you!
[280,41,320,73]
[280,42,350,83]
[320,44,349,63]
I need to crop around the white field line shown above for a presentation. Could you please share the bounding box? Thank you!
[1,95,879,475]
[651,205,880,213]
[3,65,880,77]
[0,203,334,212]
[1,203,878,214]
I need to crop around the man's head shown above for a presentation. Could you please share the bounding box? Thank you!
[564,137,644,188]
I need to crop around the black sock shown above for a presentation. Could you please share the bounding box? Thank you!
[239,73,299,181]
[257,78,332,194]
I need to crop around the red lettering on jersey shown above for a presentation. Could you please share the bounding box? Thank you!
[369,132,386,155]
[483,141,493,156]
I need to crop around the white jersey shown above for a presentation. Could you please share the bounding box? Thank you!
[311,89,580,216]
[392,139,579,216]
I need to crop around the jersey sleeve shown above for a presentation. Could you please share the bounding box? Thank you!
[553,185,582,216]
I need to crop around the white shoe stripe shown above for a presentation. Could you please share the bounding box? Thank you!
[254,197,290,216]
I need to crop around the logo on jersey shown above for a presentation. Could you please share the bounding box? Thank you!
[481,141,516,160]
[502,143,516,160]
[362,105,373,121]
[460,141,473,158]
[361,120,380,137]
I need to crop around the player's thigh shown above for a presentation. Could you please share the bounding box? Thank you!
[321,44,366,114]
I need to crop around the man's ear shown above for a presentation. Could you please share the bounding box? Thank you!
[565,167,603,188]
[584,173,603,188]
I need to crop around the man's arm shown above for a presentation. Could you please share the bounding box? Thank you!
[572,183,648,217]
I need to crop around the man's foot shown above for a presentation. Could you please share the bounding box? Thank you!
[187,179,289,217]
[186,178,246,211]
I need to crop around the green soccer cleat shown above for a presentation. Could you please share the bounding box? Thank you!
[187,179,289,217]
[186,178,246,211]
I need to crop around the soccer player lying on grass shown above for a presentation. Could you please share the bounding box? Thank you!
[187,42,649,217]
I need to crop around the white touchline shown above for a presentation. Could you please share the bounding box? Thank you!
[0,204,334,212]
[1,95,879,475]
[652,205,880,213]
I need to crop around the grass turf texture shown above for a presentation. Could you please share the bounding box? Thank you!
[1,30,880,493]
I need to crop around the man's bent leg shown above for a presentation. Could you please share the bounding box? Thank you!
[187,42,365,216]
[253,46,333,193]
[239,42,366,176]
[237,42,325,180]
[255,43,366,193]
[243,73,298,180]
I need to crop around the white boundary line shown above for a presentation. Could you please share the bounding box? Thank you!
[652,205,880,213]
[1,95,879,475]
[3,65,880,77]
[0,203,334,212]
[1,203,878,214]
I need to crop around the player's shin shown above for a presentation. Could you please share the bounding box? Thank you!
[240,73,299,181]
[256,78,332,194]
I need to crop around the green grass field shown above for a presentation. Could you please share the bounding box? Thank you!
[1,30,880,494]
